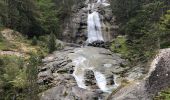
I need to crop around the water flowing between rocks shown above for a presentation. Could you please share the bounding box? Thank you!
[69,47,120,92]
[38,0,170,99]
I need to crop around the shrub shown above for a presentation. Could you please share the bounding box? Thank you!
[48,33,56,53]
[110,36,129,57]
[31,36,38,46]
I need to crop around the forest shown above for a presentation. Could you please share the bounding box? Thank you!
[0,0,170,100]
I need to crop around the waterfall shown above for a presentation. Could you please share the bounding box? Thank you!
[86,1,103,43]
[86,0,110,43]
[69,47,119,93]
[87,11,104,43]
[70,0,117,93]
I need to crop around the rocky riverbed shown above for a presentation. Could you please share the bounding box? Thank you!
[38,46,170,100]
[38,45,138,100]
[37,1,170,99]
[38,46,127,99]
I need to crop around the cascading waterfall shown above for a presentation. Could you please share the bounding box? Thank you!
[71,0,118,93]
[86,0,108,43]
[87,11,104,43]
[70,47,119,93]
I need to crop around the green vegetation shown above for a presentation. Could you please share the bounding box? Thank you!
[31,36,38,46]
[0,33,17,50]
[154,88,170,100]
[0,54,41,100]
[0,0,169,99]
[26,53,40,100]
[37,0,59,36]
[48,33,57,53]
[0,0,80,37]
[110,36,129,57]
[159,10,170,48]
[111,0,170,65]
[110,1,170,98]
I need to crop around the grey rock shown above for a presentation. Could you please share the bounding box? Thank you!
[38,46,127,99]
[38,70,53,84]
[38,46,170,100]
[106,74,115,85]
[84,70,98,89]
[110,49,170,100]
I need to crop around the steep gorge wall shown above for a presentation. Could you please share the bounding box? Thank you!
[62,0,118,44]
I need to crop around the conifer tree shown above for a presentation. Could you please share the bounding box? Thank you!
[48,33,56,53]
[26,53,40,100]
[31,36,38,46]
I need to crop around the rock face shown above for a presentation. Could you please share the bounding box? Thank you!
[62,0,118,44]
[87,40,111,48]
[38,46,128,100]
[110,49,170,100]
[38,47,170,100]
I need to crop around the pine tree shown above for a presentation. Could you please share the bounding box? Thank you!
[37,0,59,35]
[26,53,40,100]
[31,36,38,46]
[0,0,7,27]
[159,10,170,48]
[1,0,41,36]
[48,33,56,53]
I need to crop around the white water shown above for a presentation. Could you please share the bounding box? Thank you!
[72,57,87,89]
[69,47,119,92]
[86,0,110,43]
[71,0,116,93]
[97,0,110,6]
[87,11,104,43]
[94,71,109,92]
[72,56,118,92]
[95,71,119,92]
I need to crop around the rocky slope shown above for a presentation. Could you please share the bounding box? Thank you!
[38,46,170,100]
[38,46,127,100]
[110,49,170,100]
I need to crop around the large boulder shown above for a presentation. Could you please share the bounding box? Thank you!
[110,49,170,100]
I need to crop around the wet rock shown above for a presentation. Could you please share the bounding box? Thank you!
[38,46,170,100]
[88,40,105,48]
[87,40,111,48]
[38,46,128,99]
[84,70,98,89]
[106,74,115,85]
[38,45,170,100]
